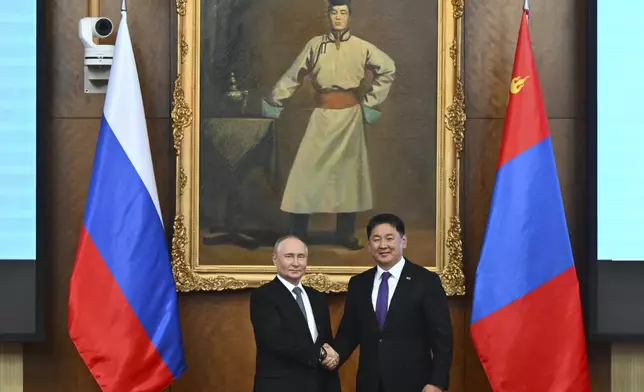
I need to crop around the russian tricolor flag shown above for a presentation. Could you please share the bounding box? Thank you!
[471,8,591,392]
[68,6,186,392]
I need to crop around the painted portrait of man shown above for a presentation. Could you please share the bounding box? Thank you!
[263,0,396,250]
[196,0,440,270]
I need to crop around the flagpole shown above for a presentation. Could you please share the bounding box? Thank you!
[121,0,126,12]
[89,0,99,17]
[89,0,100,43]
[524,0,530,21]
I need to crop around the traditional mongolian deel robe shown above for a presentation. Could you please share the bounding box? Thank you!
[266,30,395,214]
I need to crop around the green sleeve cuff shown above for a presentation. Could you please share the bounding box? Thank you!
[362,104,382,124]
[262,98,283,119]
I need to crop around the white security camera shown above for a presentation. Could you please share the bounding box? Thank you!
[79,17,115,94]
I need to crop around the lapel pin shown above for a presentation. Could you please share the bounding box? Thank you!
[405,276,411,280]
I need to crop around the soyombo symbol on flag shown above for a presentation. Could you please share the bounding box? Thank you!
[68,5,186,392]
[470,7,590,392]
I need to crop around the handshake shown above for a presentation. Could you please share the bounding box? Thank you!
[320,343,340,370]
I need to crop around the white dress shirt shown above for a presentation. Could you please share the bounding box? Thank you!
[371,257,406,311]
[277,275,319,342]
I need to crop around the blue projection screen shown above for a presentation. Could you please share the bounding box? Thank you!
[0,0,42,341]
[0,2,37,260]
[588,0,644,341]
[596,1,644,262]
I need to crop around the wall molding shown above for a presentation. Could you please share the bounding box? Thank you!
[0,344,23,392]
[612,343,644,391]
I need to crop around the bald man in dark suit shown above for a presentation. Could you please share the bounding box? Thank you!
[250,236,341,392]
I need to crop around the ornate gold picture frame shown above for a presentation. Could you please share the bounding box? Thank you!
[171,0,465,295]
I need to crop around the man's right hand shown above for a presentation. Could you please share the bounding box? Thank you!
[321,343,339,370]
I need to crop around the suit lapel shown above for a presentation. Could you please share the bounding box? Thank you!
[382,260,414,331]
[269,278,311,337]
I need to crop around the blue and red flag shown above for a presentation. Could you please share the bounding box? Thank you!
[68,6,186,392]
[470,7,590,391]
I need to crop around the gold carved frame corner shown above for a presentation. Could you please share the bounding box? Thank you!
[171,0,466,295]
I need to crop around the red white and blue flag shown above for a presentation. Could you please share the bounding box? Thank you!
[470,7,590,392]
[68,6,186,392]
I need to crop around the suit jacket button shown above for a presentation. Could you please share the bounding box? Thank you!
[379,338,383,343]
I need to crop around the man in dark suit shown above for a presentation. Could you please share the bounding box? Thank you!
[331,213,453,392]
[250,235,341,392]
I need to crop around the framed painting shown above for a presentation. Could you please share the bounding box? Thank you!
[171,0,466,295]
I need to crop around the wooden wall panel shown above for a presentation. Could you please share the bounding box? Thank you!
[464,0,586,119]
[22,0,610,391]
[589,343,612,392]
[445,299,468,392]
[50,0,106,118]
[172,293,468,392]
[49,0,171,118]
[23,119,102,392]
[171,292,255,392]
[100,0,172,118]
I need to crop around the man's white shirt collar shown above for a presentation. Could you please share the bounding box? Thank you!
[276,274,304,293]
[376,257,405,281]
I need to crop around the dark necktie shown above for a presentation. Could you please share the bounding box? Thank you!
[375,272,391,329]
[293,287,308,322]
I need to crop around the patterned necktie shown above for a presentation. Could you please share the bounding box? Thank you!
[375,272,391,329]
[293,287,308,322]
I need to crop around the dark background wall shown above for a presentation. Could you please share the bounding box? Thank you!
[23,0,611,391]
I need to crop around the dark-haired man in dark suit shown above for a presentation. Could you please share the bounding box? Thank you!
[250,235,341,392]
[331,214,453,392]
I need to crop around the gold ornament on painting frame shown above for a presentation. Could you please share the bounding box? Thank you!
[171,0,466,296]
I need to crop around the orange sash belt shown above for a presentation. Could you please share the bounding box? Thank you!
[316,91,359,109]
